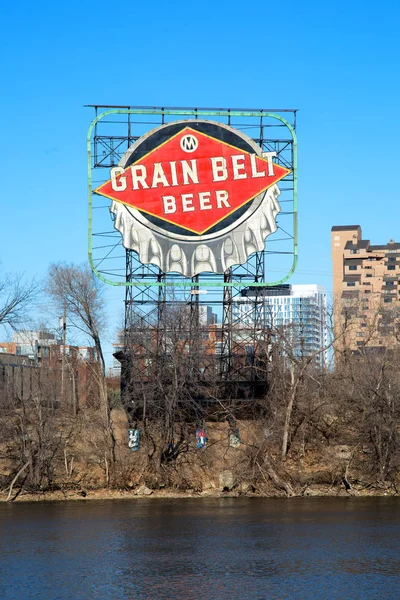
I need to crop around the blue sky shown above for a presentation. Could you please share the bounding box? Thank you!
[1,0,399,364]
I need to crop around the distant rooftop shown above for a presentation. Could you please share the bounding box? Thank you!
[334,225,399,250]
[371,242,400,250]
[331,225,361,231]
[344,240,370,250]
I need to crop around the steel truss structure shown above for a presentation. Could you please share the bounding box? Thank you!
[87,106,297,406]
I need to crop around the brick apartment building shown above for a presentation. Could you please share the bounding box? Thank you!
[331,225,400,351]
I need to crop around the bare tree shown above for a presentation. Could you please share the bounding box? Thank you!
[46,263,115,467]
[2,368,67,500]
[46,263,106,373]
[261,302,344,461]
[122,300,218,487]
[0,269,38,330]
[335,344,400,486]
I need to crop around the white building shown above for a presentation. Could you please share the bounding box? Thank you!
[12,330,61,361]
[232,284,329,365]
[11,331,95,365]
[198,305,217,326]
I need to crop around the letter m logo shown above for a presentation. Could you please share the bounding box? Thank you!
[180,134,198,153]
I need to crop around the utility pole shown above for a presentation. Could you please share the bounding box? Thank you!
[60,302,67,403]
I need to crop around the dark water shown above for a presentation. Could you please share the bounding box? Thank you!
[0,497,399,599]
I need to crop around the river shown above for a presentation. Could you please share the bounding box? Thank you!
[0,497,399,599]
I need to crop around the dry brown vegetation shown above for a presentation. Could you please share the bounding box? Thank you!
[1,265,400,501]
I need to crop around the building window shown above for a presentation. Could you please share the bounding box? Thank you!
[364,290,371,294]
[366,274,373,277]
[384,297,392,303]
[348,265,357,270]
[347,282,356,287]
[215,342,223,355]
[350,249,359,254]
[387,265,395,270]
[386,281,394,287]
[356,332,363,337]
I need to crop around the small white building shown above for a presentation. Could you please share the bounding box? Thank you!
[12,330,61,362]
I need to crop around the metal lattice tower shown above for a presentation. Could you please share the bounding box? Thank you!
[87,105,297,405]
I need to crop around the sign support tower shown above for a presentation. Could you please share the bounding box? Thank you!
[87,105,297,410]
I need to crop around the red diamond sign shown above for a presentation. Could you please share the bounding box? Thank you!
[95,127,290,235]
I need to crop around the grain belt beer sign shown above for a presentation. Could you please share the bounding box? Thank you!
[95,120,291,277]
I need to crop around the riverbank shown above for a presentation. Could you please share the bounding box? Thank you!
[2,409,400,502]
[1,482,398,502]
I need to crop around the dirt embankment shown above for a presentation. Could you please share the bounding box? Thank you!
[1,409,398,502]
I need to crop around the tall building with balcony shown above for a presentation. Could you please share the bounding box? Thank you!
[232,284,328,366]
[331,225,400,351]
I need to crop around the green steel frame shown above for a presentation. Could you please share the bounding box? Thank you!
[87,108,297,288]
